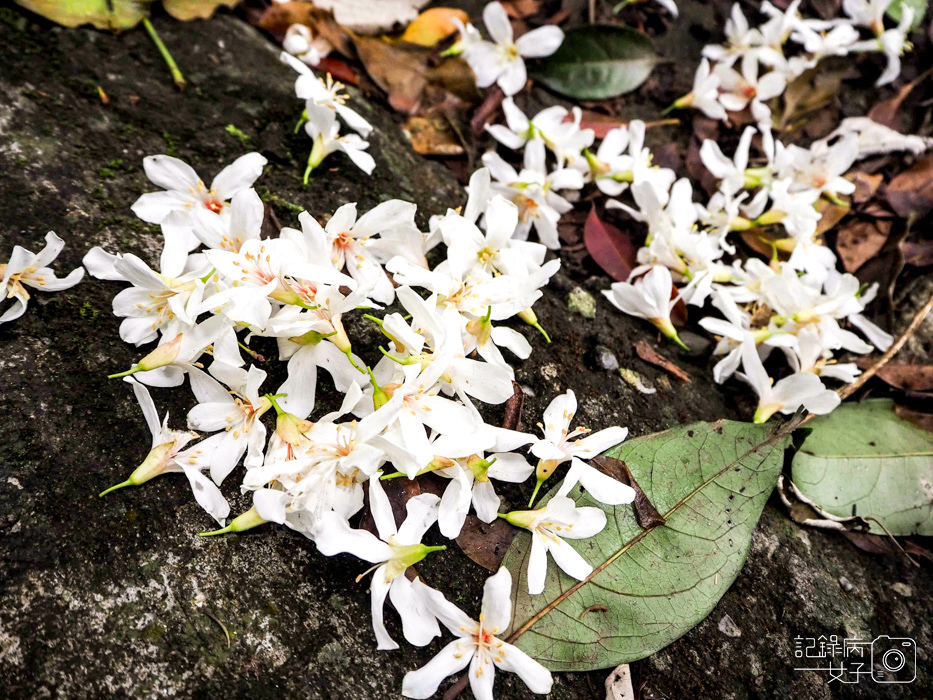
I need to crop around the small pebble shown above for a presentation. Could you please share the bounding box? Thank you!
[594,345,619,371]
[891,582,913,597]
[520,384,536,398]
[718,614,742,638]
[839,576,855,593]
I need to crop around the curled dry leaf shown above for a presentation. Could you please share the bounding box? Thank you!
[605,663,636,700]
[903,240,933,268]
[398,8,468,47]
[776,475,870,532]
[257,2,354,57]
[836,218,891,273]
[896,404,933,433]
[875,363,933,392]
[584,207,637,282]
[841,530,933,563]
[404,116,464,156]
[849,172,883,205]
[353,35,479,115]
[455,515,516,572]
[634,340,691,383]
[886,154,933,219]
[592,455,666,529]
[502,381,525,432]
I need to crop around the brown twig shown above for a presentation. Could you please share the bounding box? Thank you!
[441,674,470,700]
[837,292,933,403]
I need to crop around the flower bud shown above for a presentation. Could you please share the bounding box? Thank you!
[137,335,182,371]
[200,506,268,537]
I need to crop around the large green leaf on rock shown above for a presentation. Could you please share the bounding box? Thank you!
[529,24,658,101]
[14,0,152,29]
[502,420,788,672]
[14,0,238,28]
[791,399,933,536]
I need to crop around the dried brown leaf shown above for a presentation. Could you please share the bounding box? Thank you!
[633,340,690,383]
[903,240,933,267]
[257,2,354,57]
[841,531,933,562]
[886,154,933,219]
[895,405,933,433]
[403,116,464,156]
[836,219,891,272]
[502,382,525,432]
[815,196,850,236]
[591,455,666,529]
[849,172,883,204]
[455,515,516,571]
[875,364,933,392]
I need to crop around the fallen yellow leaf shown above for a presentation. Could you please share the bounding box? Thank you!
[398,7,468,46]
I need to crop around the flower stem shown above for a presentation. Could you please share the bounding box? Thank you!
[528,479,544,507]
[531,321,551,344]
[142,18,186,90]
[99,480,133,497]
[107,366,139,379]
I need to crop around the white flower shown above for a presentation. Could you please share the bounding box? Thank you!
[483,138,583,249]
[843,0,894,32]
[816,117,933,158]
[1,232,84,325]
[680,58,728,120]
[131,153,267,225]
[504,495,607,594]
[788,326,862,383]
[703,3,763,66]
[296,200,416,305]
[186,364,273,485]
[403,568,553,699]
[315,476,444,650]
[100,378,230,525]
[602,265,688,348]
[714,54,787,122]
[303,105,375,180]
[555,457,637,505]
[485,97,593,166]
[464,1,564,96]
[860,6,914,86]
[281,52,373,137]
[282,24,333,67]
[193,187,264,253]
[779,134,858,196]
[83,247,207,346]
[530,390,629,467]
[436,449,535,538]
[738,335,840,423]
[700,126,757,195]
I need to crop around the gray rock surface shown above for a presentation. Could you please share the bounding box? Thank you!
[0,6,930,699]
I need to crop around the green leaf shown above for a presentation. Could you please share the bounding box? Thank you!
[14,0,152,29]
[886,0,927,30]
[529,24,658,101]
[502,420,788,671]
[791,399,933,536]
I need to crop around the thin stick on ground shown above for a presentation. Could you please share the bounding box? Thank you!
[143,18,186,90]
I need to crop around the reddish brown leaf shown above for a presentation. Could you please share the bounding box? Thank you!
[836,219,891,272]
[670,293,688,328]
[849,172,883,204]
[815,196,850,236]
[867,66,933,130]
[875,364,933,392]
[471,85,506,135]
[562,110,625,139]
[316,57,360,87]
[502,382,525,432]
[455,515,516,571]
[739,228,778,259]
[634,340,691,383]
[842,531,933,563]
[591,455,666,529]
[895,405,933,433]
[404,116,464,156]
[584,206,637,282]
[903,240,933,268]
[886,155,933,219]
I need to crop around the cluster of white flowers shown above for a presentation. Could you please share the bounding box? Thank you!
[455,2,565,96]
[675,0,915,125]
[0,233,84,325]
[85,150,638,698]
[281,52,376,181]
